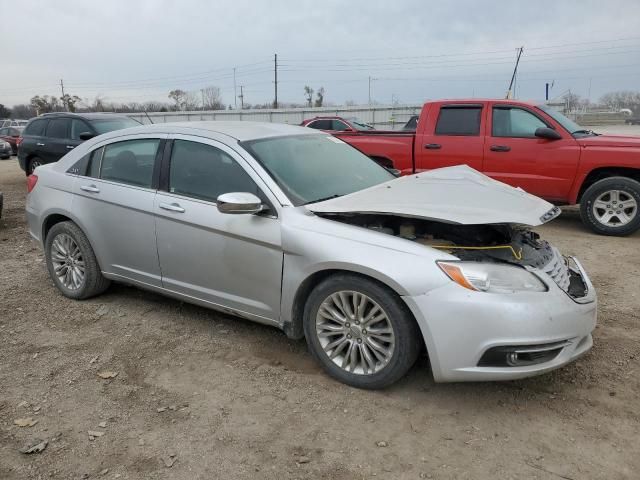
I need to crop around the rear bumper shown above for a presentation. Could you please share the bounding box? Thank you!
[403,259,597,382]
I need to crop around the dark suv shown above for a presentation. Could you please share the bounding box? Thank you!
[18,113,141,175]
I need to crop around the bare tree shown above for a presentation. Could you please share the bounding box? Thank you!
[60,94,82,112]
[304,86,314,107]
[201,86,224,110]
[600,90,640,113]
[10,104,36,118]
[314,87,325,107]
[30,95,62,115]
[168,89,187,111]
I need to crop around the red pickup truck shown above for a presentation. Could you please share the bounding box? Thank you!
[330,99,640,236]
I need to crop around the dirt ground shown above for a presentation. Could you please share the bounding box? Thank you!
[1,130,639,479]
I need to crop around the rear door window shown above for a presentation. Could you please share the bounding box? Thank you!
[435,106,482,136]
[100,139,160,188]
[46,118,71,139]
[25,119,48,136]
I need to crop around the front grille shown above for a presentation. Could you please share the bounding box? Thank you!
[540,246,570,292]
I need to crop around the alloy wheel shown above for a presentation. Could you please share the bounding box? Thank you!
[592,190,638,227]
[315,291,395,375]
[50,233,85,290]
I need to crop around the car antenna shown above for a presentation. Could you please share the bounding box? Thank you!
[143,110,154,124]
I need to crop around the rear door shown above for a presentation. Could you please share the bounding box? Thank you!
[71,135,165,286]
[417,103,486,172]
[483,105,580,200]
[43,118,72,164]
[21,118,49,164]
[154,135,283,321]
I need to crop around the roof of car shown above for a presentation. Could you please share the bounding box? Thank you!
[39,112,134,120]
[107,121,320,142]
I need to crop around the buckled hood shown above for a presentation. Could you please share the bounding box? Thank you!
[306,165,560,226]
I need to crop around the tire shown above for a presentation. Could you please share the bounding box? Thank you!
[44,221,110,299]
[28,157,43,175]
[303,273,421,389]
[580,176,640,236]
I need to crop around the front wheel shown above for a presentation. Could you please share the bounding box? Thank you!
[580,177,640,236]
[303,274,421,389]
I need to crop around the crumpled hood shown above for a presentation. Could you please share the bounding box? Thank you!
[307,165,560,226]
[578,134,640,148]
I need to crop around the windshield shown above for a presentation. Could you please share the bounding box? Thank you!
[90,117,141,134]
[242,134,394,206]
[346,117,374,131]
[536,105,588,135]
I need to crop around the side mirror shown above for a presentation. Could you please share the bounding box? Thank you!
[534,127,562,140]
[216,192,264,215]
[79,132,95,141]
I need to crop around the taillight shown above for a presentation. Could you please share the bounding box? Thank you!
[27,174,38,193]
[16,136,24,147]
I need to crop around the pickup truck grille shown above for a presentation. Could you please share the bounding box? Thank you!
[540,246,570,292]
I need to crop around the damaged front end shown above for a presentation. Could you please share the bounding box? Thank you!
[316,212,589,301]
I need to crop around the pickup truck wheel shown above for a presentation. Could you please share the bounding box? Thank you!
[303,274,421,389]
[580,177,640,236]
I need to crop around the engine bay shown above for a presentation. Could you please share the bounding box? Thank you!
[319,212,557,269]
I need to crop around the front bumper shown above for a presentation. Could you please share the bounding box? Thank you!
[403,258,597,382]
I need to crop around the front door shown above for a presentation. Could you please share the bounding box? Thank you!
[482,105,580,201]
[71,136,164,286]
[154,136,283,322]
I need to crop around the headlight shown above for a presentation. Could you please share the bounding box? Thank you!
[437,261,547,293]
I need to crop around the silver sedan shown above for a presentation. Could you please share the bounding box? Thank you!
[26,122,597,389]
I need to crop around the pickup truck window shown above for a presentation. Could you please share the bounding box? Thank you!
[492,107,548,138]
[331,120,350,131]
[435,106,482,136]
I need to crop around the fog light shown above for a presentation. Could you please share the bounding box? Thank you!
[506,352,519,366]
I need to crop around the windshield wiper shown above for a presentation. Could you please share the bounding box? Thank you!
[572,129,598,136]
[304,194,343,205]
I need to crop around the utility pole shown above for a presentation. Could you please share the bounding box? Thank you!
[238,86,244,110]
[233,67,237,109]
[274,53,278,109]
[60,79,67,111]
[505,46,524,99]
[368,76,377,105]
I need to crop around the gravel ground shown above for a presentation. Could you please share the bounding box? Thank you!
[1,128,639,479]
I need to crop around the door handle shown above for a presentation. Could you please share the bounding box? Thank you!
[424,143,442,150]
[80,185,100,193]
[159,202,185,213]
[490,145,511,152]
[66,145,75,149]
[36,142,45,147]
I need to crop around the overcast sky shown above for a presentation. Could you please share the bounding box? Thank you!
[2,0,640,108]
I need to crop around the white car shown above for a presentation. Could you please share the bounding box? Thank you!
[26,122,597,388]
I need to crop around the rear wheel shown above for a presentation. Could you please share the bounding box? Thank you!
[28,157,43,175]
[303,274,421,389]
[45,221,110,299]
[580,177,640,236]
